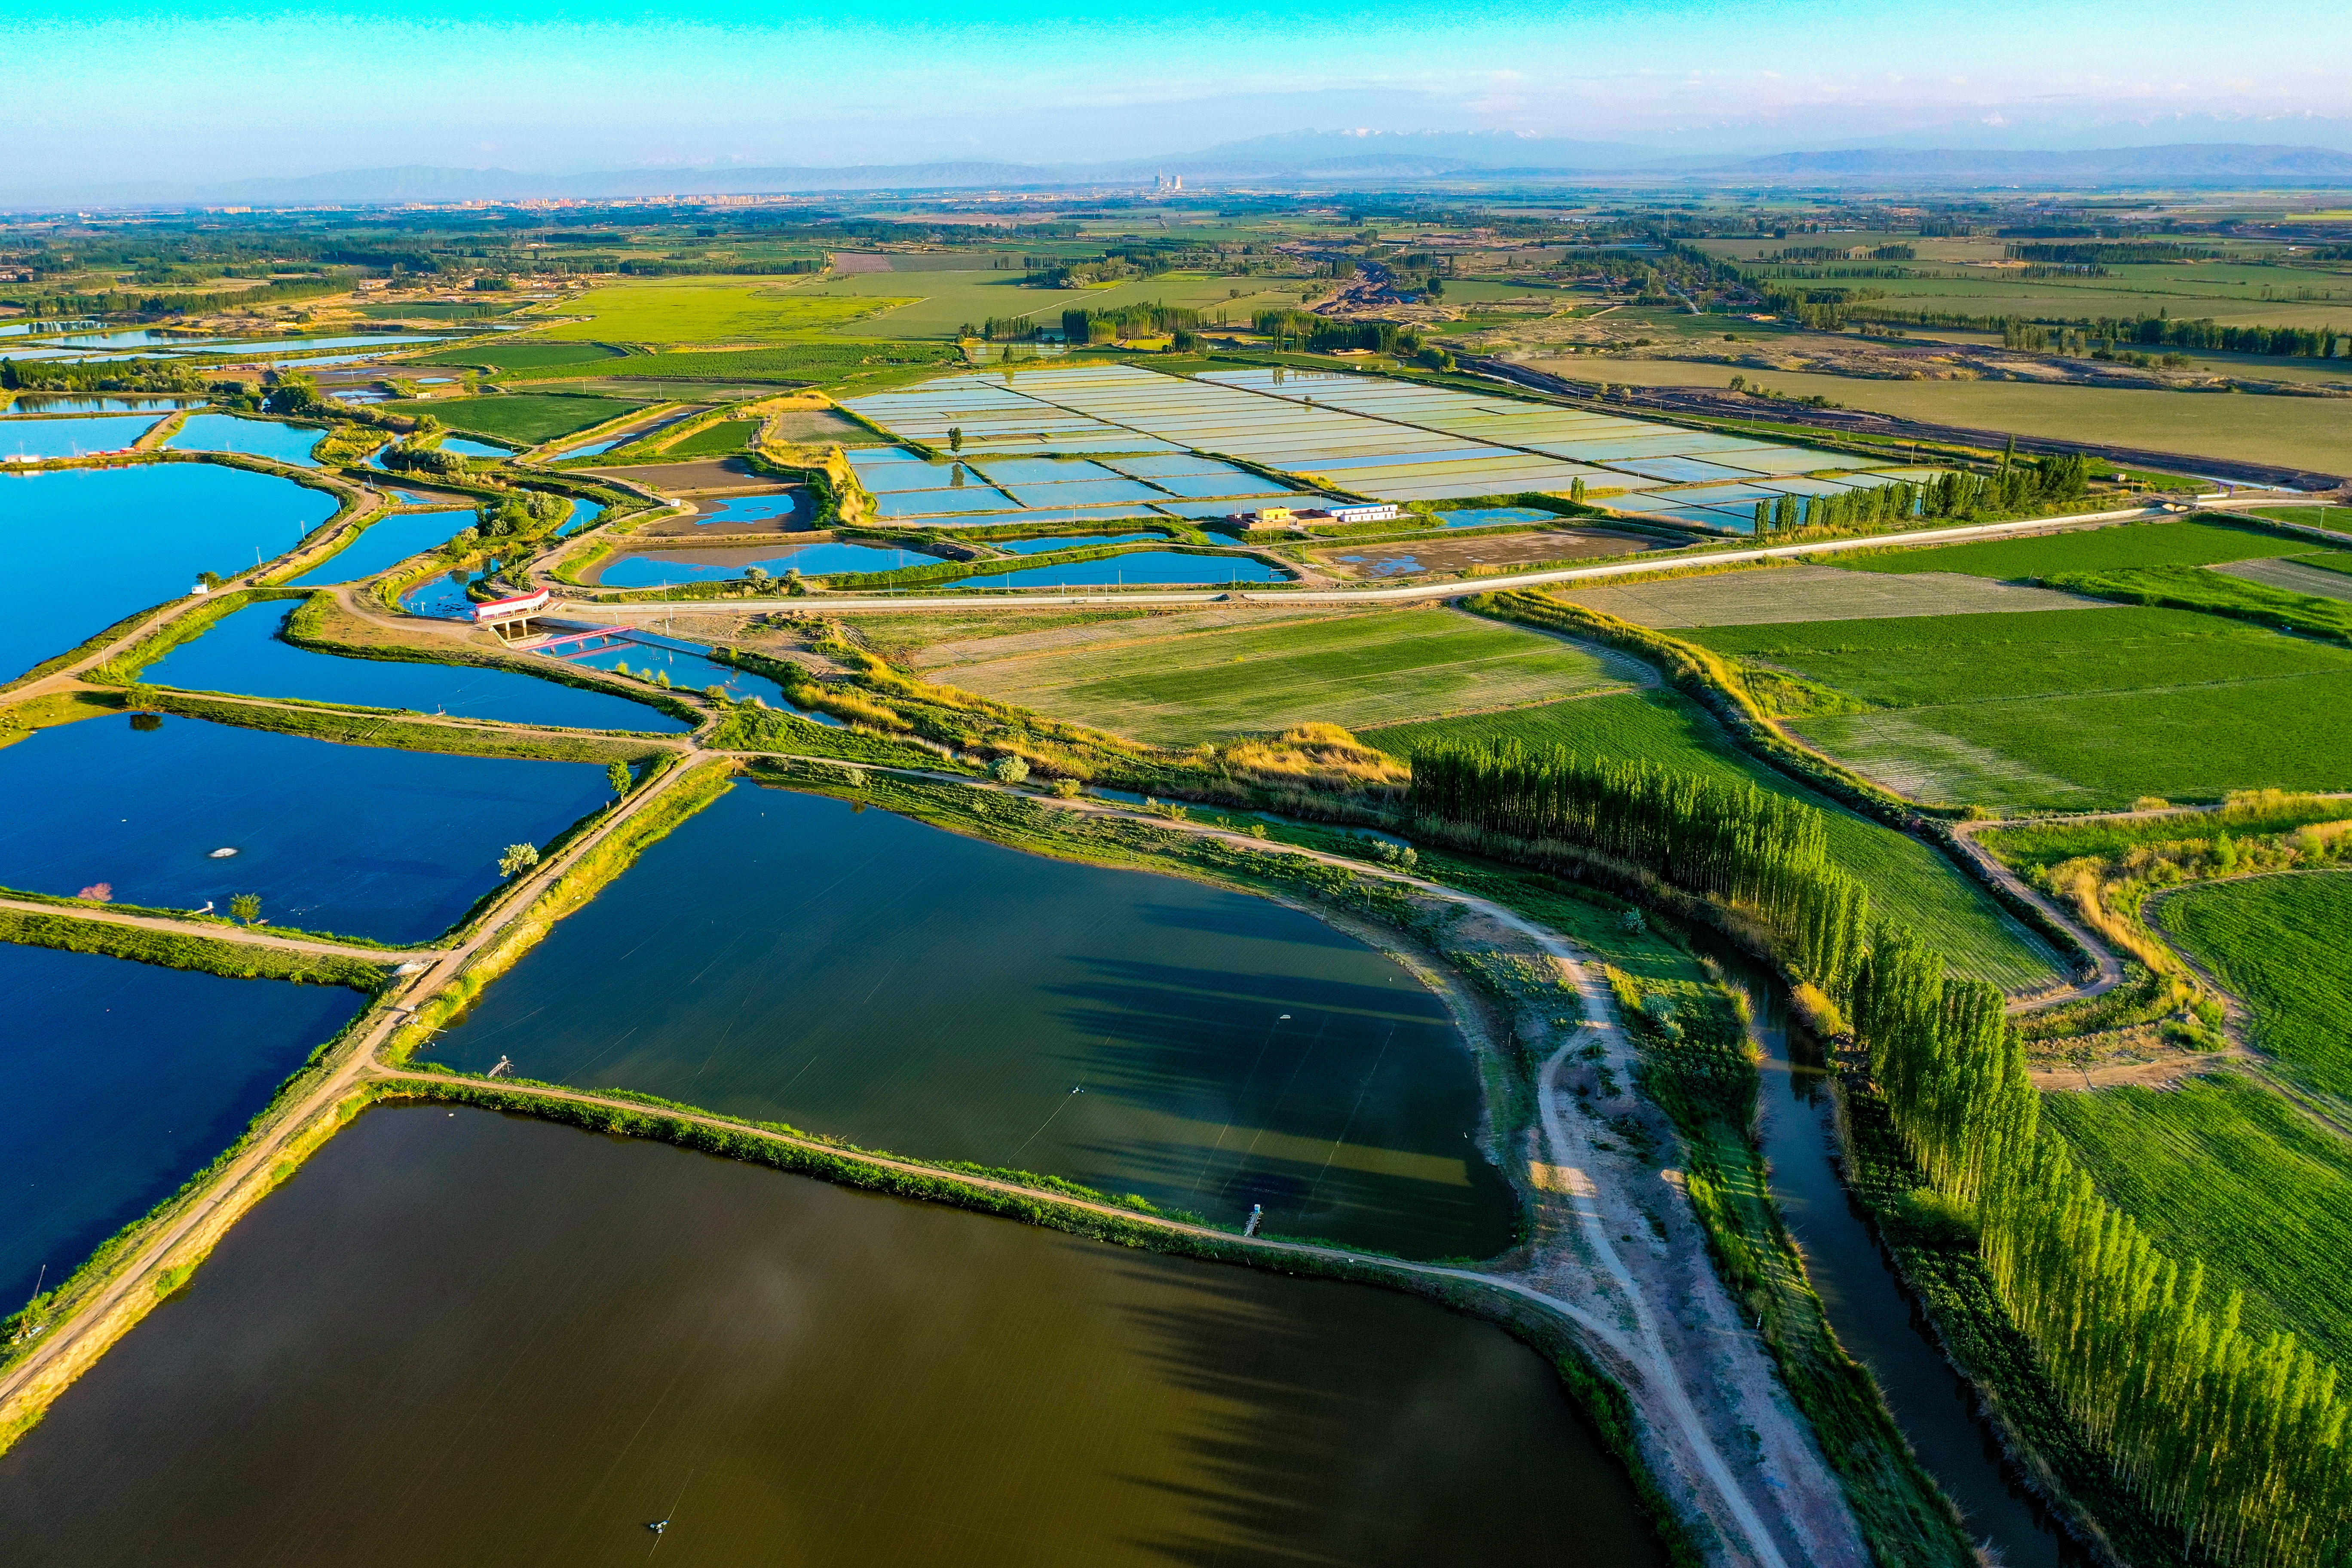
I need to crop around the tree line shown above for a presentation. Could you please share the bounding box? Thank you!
[1746,455,2087,536]
[1407,739,2352,1564]
[1859,306,2343,361]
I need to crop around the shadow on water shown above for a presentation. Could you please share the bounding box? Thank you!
[1715,943,2090,1568]
[421,785,1516,1259]
[0,1107,1670,1566]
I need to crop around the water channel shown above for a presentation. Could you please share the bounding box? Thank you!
[0,713,610,942]
[592,539,930,588]
[423,784,1518,1259]
[139,600,689,732]
[945,550,1289,589]
[1726,947,2086,1566]
[0,462,338,683]
[0,1105,1667,1565]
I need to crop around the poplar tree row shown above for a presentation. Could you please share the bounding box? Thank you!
[1851,930,2352,1563]
[1409,742,2352,1559]
[1409,741,1869,990]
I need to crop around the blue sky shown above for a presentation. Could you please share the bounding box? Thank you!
[12,0,2346,187]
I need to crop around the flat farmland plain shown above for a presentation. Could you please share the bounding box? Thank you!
[1360,689,2061,992]
[377,393,645,444]
[2159,873,2352,1098]
[2044,1069,2352,1364]
[1841,518,2312,579]
[789,270,1271,340]
[1559,562,2101,627]
[915,606,1643,742]
[1688,606,2352,809]
[532,279,910,344]
[1538,358,2352,475]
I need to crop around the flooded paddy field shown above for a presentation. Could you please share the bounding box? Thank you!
[1314,526,1663,579]
[0,945,364,1309]
[0,463,338,683]
[0,1105,1663,1566]
[139,601,688,732]
[424,786,1516,1258]
[0,714,610,942]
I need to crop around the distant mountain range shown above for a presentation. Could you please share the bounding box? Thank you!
[10,138,2352,210]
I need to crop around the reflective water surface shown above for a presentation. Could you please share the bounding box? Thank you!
[0,463,337,683]
[0,944,364,1308]
[0,1106,1668,1566]
[141,601,688,732]
[0,714,609,941]
[425,786,1517,1258]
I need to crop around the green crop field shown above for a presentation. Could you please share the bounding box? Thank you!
[1360,689,2061,991]
[1842,518,2308,579]
[928,606,1637,742]
[2160,873,2352,1097]
[789,269,1271,339]
[531,279,911,344]
[1689,606,2352,809]
[490,342,957,386]
[660,418,760,459]
[377,392,647,444]
[1545,357,2352,475]
[407,341,625,373]
[2251,505,2352,536]
[2046,1070,2352,1364]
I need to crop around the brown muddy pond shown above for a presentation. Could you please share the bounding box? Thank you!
[1312,527,1660,580]
[0,1107,1671,1567]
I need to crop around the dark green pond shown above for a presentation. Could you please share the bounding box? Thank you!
[424,784,1516,1259]
[0,1107,1667,1566]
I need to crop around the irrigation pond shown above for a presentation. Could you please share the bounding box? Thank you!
[423,784,1519,1259]
[0,463,337,683]
[0,713,611,942]
[0,944,364,1309]
[140,600,689,732]
[0,1105,1665,1565]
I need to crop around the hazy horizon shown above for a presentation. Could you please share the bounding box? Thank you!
[12,0,2348,194]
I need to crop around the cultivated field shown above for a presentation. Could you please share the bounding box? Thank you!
[913,605,1642,741]
[1541,358,2352,475]
[2215,557,2352,603]
[1311,527,1659,579]
[2044,1069,2352,1364]
[377,393,645,444]
[2160,873,2352,1098]
[1359,689,2061,991]
[532,280,910,345]
[659,418,761,459]
[1559,562,2102,627]
[1690,606,2352,809]
[788,270,1274,340]
[1842,518,2312,579]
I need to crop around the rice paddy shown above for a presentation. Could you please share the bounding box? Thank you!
[837,363,1917,521]
[914,605,1642,742]
[1687,606,2352,809]
[1358,689,2061,991]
